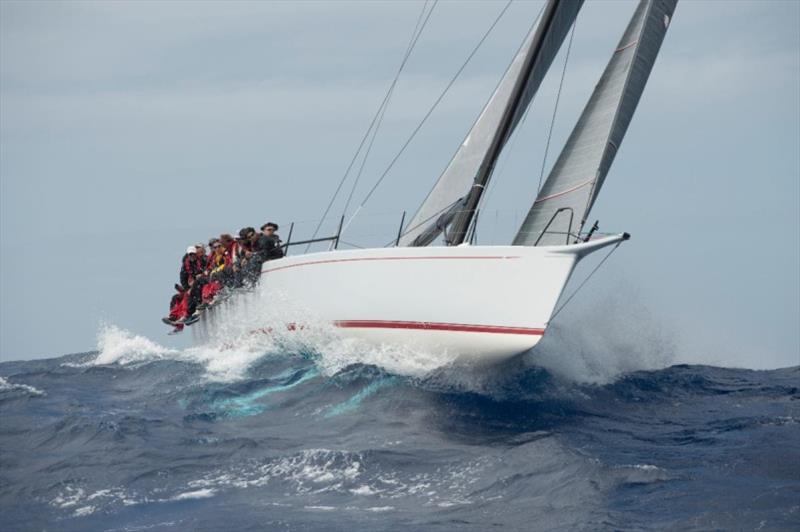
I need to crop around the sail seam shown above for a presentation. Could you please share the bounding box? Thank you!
[615,39,639,53]
[533,177,594,204]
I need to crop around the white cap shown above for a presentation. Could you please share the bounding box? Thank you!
[187,245,197,254]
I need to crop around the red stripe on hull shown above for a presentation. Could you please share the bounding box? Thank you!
[334,320,545,336]
[262,255,520,275]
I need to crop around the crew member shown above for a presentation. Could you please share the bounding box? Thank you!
[257,222,284,262]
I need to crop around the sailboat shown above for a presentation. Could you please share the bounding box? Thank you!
[200,0,678,362]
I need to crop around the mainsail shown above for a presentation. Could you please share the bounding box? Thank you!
[399,0,584,247]
[514,0,678,246]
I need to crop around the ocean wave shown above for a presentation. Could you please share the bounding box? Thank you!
[3,341,798,530]
[0,375,45,397]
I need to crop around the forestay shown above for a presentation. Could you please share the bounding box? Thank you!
[399,0,584,247]
[514,0,678,246]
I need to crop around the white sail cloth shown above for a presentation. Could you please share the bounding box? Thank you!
[399,0,584,247]
[514,0,678,246]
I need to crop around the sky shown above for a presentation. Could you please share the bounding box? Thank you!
[1,0,798,368]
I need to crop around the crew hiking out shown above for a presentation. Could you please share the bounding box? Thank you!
[162,222,284,328]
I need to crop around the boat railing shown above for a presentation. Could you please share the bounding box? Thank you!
[275,208,615,254]
[534,207,575,246]
[275,211,407,255]
[279,215,345,257]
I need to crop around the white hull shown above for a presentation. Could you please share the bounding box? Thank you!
[200,235,626,363]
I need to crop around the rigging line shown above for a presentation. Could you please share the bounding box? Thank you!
[381,197,462,247]
[478,93,532,212]
[305,1,434,252]
[345,0,515,231]
[341,0,439,221]
[341,94,391,220]
[537,14,577,195]
[548,241,620,322]
[474,1,546,217]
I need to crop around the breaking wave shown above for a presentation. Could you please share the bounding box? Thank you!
[0,375,45,397]
[90,322,458,383]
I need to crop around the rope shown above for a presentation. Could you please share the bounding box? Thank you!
[341,1,438,219]
[306,1,435,252]
[537,16,577,194]
[344,0,515,232]
[548,241,621,322]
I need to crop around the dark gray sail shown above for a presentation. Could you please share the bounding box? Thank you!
[514,0,678,246]
[399,0,584,247]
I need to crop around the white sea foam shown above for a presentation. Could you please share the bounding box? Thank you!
[73,505,96,517]
[94,324,178,366]
[170,488,216,501]
[51,482,219,516]
[184,448,493,509]
[0,376,45,396]
[51,485,145,515]
[52,442,602,519]
[186,449,365,495]
[312,335,458,378]
[613,463,671,484]
[631,464,661,471]
[51,487,85,508]
[350,485,378,496]
[90,324,278,382]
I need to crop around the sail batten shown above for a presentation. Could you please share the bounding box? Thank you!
[514,0,678,246]
[399,0,584,247]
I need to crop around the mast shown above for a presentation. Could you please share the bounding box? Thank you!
[447,0,582,246]
[399,0,583,247]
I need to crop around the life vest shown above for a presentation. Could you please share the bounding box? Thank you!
[223,241,237,267]
[169,291,189,320]
[209,252,227,275]
[182,254,204,280]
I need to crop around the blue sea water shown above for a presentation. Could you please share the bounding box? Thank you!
[1,326,798,531]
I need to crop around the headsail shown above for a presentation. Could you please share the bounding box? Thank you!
[514,0,678,246]
[399,0,584,247]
